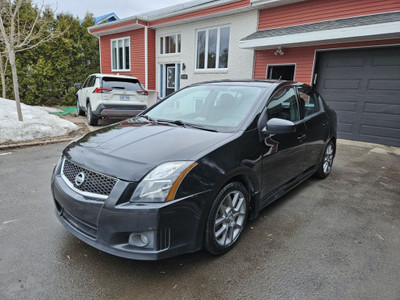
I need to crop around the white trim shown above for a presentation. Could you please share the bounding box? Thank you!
[175,63,179,91]
[240,21,400,50]
[195,25,231,71]
[139,0,240,22]
[250,0,305,9]
[159,33,182,55]
[145,26,148,90]
[88,0,242,34]
[97,36,102,73]
[91,23,145,38]
[266,63,296,80]
[110,36,131,72]
[150,7,252,29]
[310,50,318,86]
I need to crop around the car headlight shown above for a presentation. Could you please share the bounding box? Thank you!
[130,161,197,203]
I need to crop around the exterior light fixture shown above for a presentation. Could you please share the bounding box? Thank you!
[274,47,284,56]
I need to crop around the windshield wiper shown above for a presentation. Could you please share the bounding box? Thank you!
[156,119,218,132]
[155,119,187,127]
[143,118,218,132]
[136,115,154,122]
[184,123,218,132]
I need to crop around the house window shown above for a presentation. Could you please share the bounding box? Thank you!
[160,34,181,54]
[111,37,130,71]
[196,26,230,70]
[267,65,295,80]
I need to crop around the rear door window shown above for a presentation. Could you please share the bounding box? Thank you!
[83,76,93,88]
[297,87,321,118]
[102,77,144,91]
[267,87,299,122]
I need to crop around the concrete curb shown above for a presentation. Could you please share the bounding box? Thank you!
[0,137,74,150]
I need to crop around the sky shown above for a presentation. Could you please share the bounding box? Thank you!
[33,0,191,20]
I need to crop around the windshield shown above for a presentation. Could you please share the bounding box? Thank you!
[102,77,143,91]
[144,85,263,130]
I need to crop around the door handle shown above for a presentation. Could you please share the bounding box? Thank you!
[297,134,306,140]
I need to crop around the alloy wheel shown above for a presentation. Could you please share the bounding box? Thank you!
[214,190,246,247]
[87,104,91,123]
[323,144,334,175]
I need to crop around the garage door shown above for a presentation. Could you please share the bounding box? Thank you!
[315,46,400,147]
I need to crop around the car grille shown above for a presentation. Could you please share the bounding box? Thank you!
[61,158,118,199]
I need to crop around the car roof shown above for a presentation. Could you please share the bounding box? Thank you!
[91,73,139,80]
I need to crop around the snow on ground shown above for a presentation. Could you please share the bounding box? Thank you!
[0,98,79,144]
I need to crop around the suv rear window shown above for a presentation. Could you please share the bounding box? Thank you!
[101,77,143,91]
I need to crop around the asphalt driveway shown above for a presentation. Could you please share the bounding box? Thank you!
[0,140,399,299]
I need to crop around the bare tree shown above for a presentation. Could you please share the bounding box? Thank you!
[0,49,8,98]
[0,0,62,121]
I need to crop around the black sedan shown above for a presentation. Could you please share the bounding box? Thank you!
[51,80,337,260]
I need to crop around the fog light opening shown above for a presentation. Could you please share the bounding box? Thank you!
[129,233,149,248]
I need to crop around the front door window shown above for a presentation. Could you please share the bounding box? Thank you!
[161,63,180,98]
[167,66,175,90]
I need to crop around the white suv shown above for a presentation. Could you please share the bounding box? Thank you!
[76,73,148,125]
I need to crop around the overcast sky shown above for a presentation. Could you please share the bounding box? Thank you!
[33,0,190,19]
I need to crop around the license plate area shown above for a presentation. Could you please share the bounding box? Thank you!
[120,95,130,101]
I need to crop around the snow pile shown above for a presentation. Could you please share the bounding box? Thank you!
[0,98,79,144]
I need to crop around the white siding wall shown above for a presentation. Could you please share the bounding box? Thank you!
[156,10,258,94]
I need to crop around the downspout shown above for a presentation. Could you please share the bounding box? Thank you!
[144,25,148,90]
[98,36,102,73]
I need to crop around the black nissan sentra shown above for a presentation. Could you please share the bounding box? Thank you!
[51,80,337,260]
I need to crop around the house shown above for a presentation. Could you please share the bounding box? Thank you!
[94,12,119,24]
[88,0,400,147]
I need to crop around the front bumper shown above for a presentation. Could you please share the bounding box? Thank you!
[51,173,210,260]
[94,104,147,118]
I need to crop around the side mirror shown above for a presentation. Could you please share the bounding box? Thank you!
[262,118,296,135]
[74,83,82,89]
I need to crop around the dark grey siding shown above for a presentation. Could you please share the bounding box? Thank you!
[315,46,400,147]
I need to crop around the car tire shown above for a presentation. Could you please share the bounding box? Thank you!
[77,98,85,116]
[315,140,335,179]
[204,182,249,255]
[86,102,98,126]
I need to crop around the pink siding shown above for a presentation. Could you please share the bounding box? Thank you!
[258,0,400,30]
[254,39,400,84]
[100,29,146,85]
[147,28,156,90]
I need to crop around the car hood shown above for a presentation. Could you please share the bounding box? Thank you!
[63,120,234,181]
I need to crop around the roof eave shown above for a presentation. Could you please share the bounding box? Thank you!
[88,0,242,35]
[240,22,400,50]
[250,0,306,9]
[89,20,147,37]
[150,6,253,29]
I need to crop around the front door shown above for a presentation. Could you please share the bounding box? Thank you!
[260,86,306,205]
[296,87,329,170]
[160,63,180,98]
[166,64,176,97]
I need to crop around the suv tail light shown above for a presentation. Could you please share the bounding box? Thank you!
[93,88,112,93]
[136,90,148,96]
